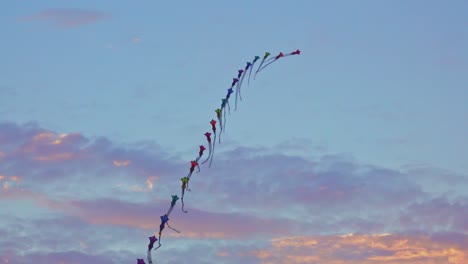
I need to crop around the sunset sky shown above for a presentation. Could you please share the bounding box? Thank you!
[1,1,467,263]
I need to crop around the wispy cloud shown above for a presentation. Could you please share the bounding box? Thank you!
[20,8,109,28]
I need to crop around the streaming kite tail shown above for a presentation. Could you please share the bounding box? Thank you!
[147,249,153,264]
[254,59,266,80]
[218,119,223,144]
[201,142,212,165]
[227,100,231,115]
[181,193,188,213]
[166,222,180,233]
[235,86,239,111]
[223,108,227,132]
[236,80,243,102]
[154,235,162,251]
[238,72,247,101]
[209,133,216,168]
[257,59,276,73]
[248,66,254,86]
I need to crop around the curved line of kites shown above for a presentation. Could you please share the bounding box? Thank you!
[136,49,301,264]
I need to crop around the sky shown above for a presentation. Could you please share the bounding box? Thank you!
[0,0,467,263]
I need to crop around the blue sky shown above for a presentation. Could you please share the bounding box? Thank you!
[1,1,467,263]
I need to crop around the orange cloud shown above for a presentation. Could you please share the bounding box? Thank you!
[216,251,230,257]
[113,160,131,167]
[9,176,22,183]
[0,174,23,188]
[146,176,158,190]
[32,132,55,142]
[248,234,467,264]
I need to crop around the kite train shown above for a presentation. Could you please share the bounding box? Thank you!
[138,49,300,263]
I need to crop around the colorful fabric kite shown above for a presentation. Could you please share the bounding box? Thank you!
[146,236,157,264]
[221,99,228,131]
[180,176,190,213]
[196,145,206,162]
[208,119,217,167]
[236,62,251,103]
[201,132,212,165]
[187,160,200,178]
[166,195,179,216]
[137,258,146,264]
[155,214,180,251]
[235,69,245,110]
[248,56,260,85]
[215,108,223,143]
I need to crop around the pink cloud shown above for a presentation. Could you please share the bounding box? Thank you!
[20,8,109,28]
[2,121,468,263]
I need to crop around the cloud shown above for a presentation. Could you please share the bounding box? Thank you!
[131,37,142,43]
[246,233,468,264]
[20,8,109,28]
[1,121,468,263]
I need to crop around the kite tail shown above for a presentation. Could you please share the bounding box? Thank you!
[201,142,212,165]
[166,222,180,233]
[248,66,254,86]
[154,235,162,251]
[254,60,266,80]
[223,108,227,132]
[209,133,216,168]
[237,80,243,102]
[218,119,223,144]
[147,249,153,264]
[257,59,276,73]
[181,193,188,213]
[238,72,247,101]
[235,87,239,111]
[227,100,231,115]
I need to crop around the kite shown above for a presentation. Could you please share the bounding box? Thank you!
[221,99,229,131]
[146,236,157,264]
[155,214,180,251]
[148,235,157,251]
[225,88,234,114]
[201,132,212,165]
[231,78,238,88]
[215,108,223,143]
[256,49,301,74]
[138,49,300,262]
[248,56,260,85]
[180,176,190,213]
[166,195,179,216]
[208,119,217,168]
[196,145,206,162]
[188,160,200,178]
[236,62,252,102]
[235,69,244,110]
[253,52,271,80]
